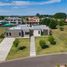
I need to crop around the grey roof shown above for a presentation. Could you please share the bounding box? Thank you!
[9,24,50,30]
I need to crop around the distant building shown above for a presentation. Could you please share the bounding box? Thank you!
[23,16,40,25]
[5,24,50,37]
[4,17,22,25]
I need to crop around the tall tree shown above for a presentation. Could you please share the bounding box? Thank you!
[40,18,57,29]
[36,13,40,17]
[0,16,5,20]
[53,13,67,19]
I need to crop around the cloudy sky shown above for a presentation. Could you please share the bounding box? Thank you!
[0,0,66,16]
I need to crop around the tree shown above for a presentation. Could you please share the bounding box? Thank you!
[40,18,50,26]
[0,16,5,20]
[53,13,67,19]
[58,20,64,26]
[49,19,57,29]
[40,18,57,29]
[36,13,40,17]
[58,20,64,31]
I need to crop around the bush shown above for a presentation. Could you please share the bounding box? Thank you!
[49,20,57,29]
[39,40,49,49]
[60,27,64,31]
[59,21,64,26]
[48,36,56,45]
[0,33,5,38]
[18,46,26,50]
[13,39,19,47]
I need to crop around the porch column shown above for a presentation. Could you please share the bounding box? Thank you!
[48,29,50,35]
[23,31,25,37]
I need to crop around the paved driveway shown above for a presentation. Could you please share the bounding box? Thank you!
[0,54,67,67]
[0,38,15,61]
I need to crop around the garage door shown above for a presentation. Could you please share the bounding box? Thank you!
[33,30,40,36]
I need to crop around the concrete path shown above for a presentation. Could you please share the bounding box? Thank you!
[0,38,15,61]
[30,36,36,57]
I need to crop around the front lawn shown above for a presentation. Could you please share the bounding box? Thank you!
[36,25,67,55]
[7,38,30,60]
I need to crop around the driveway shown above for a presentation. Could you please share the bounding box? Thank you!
[0,38,15,61]
[0,54,67,67]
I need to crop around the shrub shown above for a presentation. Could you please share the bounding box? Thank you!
[18,46,26,50]
[13,39,19,47]
[60,27,64,31]
[39,40,49,49]
[0,33,5,38]
[48,36,56,45]
[51,40,56,44]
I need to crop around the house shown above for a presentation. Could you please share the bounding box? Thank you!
[23,16,40,25]
[65,19,67,22]
[4,17,22,25]
[5,24,50,37]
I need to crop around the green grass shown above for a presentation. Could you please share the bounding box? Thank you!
[36,25,67,55]
[7,38,30,60]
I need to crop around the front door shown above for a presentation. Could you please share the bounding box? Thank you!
[21,30,24,37]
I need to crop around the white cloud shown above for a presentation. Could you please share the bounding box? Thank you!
[12,1,31,6]
[39,0,61,5]
[0,0,62,6]
[0,2,10,6]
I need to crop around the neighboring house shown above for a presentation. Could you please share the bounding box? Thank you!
[5,24,50,37]
[23,16,40,25]
[65,19,67,22]
[4,17,22,25]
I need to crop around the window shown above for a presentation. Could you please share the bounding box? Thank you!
[6,33,8,36]
[14,20,16,21]
[38,31,40,34]
[25,32,29,35]
[19,32,21,36]
[9,32,11,36]
[18,22,21,24]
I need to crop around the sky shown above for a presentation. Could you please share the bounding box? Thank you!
[0,0,66,16]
